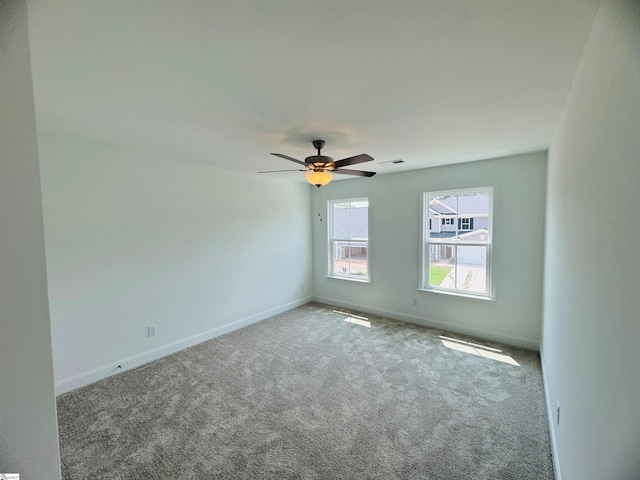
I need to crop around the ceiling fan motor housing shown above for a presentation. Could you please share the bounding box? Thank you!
[307,140,333,169]
[305,155,334,169]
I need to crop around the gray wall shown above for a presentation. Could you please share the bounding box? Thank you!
[0,1,61,477]
[313,152,547,350]
[39,135,313,393]
[542,0,640,478]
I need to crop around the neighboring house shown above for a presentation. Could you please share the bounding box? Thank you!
[428,195,490,237]
[333,206,368,240]
[428,195,490,266]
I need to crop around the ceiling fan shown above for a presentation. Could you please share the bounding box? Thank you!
[259,140,376,187]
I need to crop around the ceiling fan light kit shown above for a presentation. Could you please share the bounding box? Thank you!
[305,170,333,187]
[260,139,376,187]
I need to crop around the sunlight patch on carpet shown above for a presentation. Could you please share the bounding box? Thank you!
[439,335,520,366]
[333,310,371,328]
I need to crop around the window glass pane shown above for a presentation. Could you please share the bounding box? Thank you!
[332,201,369,240]
[349,203,368,240]
[428,194,456,240]
[428,244,455,288]
[329,198,369,281]
[349,243,368,277]
[332,202,352,239]
[456,192,490,241]
[455,245,487,294]
[332,240,350,276]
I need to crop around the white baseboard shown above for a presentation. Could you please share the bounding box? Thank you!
[55,296,313,395]
[313,295,541,351]
[540,348,562,480]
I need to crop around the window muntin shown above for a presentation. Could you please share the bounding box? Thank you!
[423,189,492,298]
[328,198,370,281]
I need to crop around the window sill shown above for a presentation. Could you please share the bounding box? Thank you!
[417,288,496,302]
[325,275,371,284]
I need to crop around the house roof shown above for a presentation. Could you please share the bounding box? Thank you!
[438,195,490,215]
[459,228,490,240]
[429,203,454,215]
[333,207,368,239]
[429,229,489,240]
[429,232,458,239]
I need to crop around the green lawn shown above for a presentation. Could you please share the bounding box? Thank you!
[430,265,452,286]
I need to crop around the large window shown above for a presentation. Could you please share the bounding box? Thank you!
[328,198,370,282]
[422,188,493,298]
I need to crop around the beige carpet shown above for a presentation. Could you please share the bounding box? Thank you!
[57,302,554,479]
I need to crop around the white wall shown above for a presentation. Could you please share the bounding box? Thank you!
[542,1,640,478]
[0,1,61,477]
[313,152,547,350]
[39,135,313,393]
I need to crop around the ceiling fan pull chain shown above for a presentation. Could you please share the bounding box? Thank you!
[317,187,322,222]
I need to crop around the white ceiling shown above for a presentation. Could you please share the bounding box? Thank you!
[27,0,599,181]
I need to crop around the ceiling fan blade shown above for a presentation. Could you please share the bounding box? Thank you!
[334,168,377,177]
[271,153,307,166]
[333,154,374,168]
[258,169,307,173]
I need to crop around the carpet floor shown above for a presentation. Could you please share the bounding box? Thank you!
[56,302,554,479]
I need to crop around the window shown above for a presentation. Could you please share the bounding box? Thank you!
[422,188,492,298]
[328,198,370,282]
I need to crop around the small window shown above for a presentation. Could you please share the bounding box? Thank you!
[422,188,493,298]
[328,198,370,282]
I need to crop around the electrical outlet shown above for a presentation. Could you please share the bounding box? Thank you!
[556,402,560,425]
[412,298,417,306]
[147,325,156,337]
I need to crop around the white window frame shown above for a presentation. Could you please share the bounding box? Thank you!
[420,187,494,299]
[460,218,471,230]
[442,217,454,225]
[327,197,371,283]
